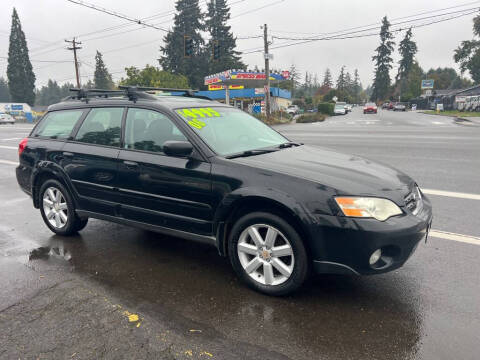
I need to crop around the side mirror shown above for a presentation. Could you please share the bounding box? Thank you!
[162,141,193,157]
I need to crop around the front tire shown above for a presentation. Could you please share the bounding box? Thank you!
[39,179,86,236]
[228,212,309,296]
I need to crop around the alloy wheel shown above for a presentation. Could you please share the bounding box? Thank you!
[42,187,68,229]
[237,224,295,286]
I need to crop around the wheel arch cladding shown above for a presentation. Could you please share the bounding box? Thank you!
[215,194,313,257]
[32,163,76,209]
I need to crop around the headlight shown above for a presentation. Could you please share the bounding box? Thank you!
[334,197,402,221]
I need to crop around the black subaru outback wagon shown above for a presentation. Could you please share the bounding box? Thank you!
[16,87,432,295]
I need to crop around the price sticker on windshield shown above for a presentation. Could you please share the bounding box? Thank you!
[177,107,221,129]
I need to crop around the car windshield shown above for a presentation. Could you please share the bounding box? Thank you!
[176,107,289,156]
[335,105,344,109]
[366,103,376,106]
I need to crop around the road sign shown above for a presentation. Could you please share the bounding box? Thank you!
[332,96,338,102]
[421,79,434,89]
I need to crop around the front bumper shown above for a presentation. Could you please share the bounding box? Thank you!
[309,196,433,275]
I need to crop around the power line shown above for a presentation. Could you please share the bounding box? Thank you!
[66,0,170,32]
[272,7,480,41]
[240,6,480,54]
[231,0,285,19]
[269,0,480,35]
[0,56,72,63]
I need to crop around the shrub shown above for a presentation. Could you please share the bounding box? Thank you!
[295,113,326,123]
[317,102,334,115]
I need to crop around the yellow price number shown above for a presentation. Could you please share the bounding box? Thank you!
[177,107,221,130]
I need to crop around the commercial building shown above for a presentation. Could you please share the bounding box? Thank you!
[201,70,292,113]
[0,102,34,122]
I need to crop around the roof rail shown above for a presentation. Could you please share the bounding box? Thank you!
[118,85,200,97]
[69,88,126,103]
[68,85,211,103]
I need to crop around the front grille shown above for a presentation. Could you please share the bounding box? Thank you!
[404,186,422,214]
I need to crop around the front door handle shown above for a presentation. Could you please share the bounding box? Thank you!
[63,152,74,157]
[123,160,139,170]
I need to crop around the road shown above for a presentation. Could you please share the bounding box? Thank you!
[0,109,479,360]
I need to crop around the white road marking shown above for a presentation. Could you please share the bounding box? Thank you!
[430,230,480,246]
[432,121,443,125]
[0,145,17,150]
[0,159,18,166]
[423,188,480,201]
[0,138,22,141]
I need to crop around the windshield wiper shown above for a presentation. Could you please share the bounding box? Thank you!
[225,148,279,159]
[278,142,302,149]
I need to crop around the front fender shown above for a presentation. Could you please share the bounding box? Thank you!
[213,186,315,256]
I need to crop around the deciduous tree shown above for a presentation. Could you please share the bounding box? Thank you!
[120,65,189,88]
[454,15,480,84]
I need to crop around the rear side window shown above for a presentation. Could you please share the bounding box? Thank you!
[124,108,187,153]
[34,110,84,139]
[75,107,123,147]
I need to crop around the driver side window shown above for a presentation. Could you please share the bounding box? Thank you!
[124,108,187,153]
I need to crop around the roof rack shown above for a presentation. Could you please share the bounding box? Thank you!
[68,86,211,103]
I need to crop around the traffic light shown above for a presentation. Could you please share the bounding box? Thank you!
[212,40,220,60]
[184,35,193,58]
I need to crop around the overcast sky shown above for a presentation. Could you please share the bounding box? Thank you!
[0,0,478,89]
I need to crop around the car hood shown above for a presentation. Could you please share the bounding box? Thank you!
[231,145,414,204]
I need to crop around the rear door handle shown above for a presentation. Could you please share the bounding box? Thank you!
[123,160,139,170]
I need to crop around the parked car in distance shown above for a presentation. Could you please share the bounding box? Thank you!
[334,104,347,115]
[394,102,407,111]
[16,87,433,296]
[345,104,353,113]
[0,113,15,124]
[363,102,378,114]
[287,105,300,115]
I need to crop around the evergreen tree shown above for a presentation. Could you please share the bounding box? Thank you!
[0,78,10,102]
[454,15,480,84]
[322,68,333,88]
[205,0,244,74]
[7,8,36,105]
[352,69,362,102]
[371,16,395,101]
[36,80,61,106]
[159,0,206,89]
[336,65,347,91]
[397,28,417,82]
[94,51,114,89]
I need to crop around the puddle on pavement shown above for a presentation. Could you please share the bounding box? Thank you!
[11,220,424,360]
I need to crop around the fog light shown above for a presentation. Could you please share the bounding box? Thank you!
[369,249,382,265]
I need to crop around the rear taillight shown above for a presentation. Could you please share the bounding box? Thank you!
[18,137,28,156]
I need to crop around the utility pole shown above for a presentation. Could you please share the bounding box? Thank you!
[65,38,82,88]
[263,24,271,122]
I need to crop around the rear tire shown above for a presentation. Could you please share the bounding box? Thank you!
[228,212,309,296]
[39,179,85,236]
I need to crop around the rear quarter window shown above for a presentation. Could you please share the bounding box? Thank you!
[34,110,85,139]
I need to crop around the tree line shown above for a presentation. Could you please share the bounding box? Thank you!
[2,5,480,107]
[370,15,478,102]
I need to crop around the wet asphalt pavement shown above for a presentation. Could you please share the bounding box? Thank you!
[0,109,479,359]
